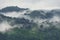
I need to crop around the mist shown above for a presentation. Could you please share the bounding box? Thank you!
[0,21,12,32]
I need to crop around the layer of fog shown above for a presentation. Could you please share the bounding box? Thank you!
[2,10,60,25]
[2,11,26,17]
[0,10,60,32]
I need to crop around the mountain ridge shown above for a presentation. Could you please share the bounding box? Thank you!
[0,6,28,13]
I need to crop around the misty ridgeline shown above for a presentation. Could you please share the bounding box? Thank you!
[0,6,60,40]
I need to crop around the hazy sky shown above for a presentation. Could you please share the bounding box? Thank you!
[0,0,60,10]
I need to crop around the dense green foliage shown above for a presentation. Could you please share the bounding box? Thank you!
[0,26,60,40]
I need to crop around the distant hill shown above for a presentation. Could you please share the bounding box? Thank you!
[0,6,28,13]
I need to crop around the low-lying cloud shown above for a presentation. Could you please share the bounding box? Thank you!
[0,21,12,32]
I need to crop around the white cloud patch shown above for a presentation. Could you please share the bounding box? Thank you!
[0,21,23,32]
[3,12,24,18]
[49,16,60,22]
[0,21,12,32]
